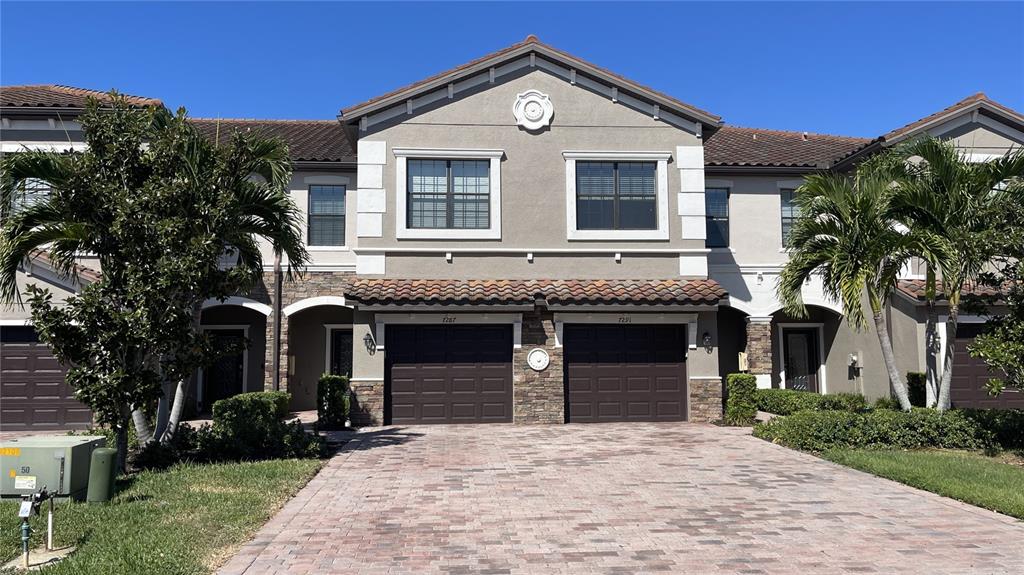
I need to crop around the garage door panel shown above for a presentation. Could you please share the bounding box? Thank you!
[1,327,92,431]
[566,324,687,423]
[951,325,1024,410]
[386,324,512,424]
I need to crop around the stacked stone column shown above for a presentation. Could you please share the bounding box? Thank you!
[746,317,774,388]
[512,311,564,424]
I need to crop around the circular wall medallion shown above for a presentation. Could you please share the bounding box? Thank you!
[513,90,554,131]
[526,347,550,371]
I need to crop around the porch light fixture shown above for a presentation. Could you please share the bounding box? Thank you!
[702,332,713,353]
[363,332,376,355]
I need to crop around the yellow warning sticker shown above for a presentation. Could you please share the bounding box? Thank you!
[0,447,21,457]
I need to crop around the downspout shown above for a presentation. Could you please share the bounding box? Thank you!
[272,251,283,391]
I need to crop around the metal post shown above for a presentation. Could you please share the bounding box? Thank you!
[21,518,31,568]
[47,498,54,551]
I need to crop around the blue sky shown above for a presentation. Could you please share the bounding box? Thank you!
[2,1,1022,137]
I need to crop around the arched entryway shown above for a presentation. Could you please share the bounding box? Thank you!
[283,297,354,411]
[195,299,270,413]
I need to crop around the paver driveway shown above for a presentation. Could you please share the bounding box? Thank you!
[220,424,1024,575]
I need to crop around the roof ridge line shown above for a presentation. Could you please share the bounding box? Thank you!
[720,125,870,141]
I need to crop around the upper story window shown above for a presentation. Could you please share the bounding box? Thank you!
[705,187,729,248]
[10,179,50,214]
[563,151,670,241]
[780,188,799,246]
[576,161,657,230]
[408,159,490,230]
[308,184,346,246]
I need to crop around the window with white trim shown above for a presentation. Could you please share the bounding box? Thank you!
[563,151,671,241]
[308,185,346,246]
[780,188,799,246]
[705,187,729,248]
[408,159,490,230]
[576,161,657,230]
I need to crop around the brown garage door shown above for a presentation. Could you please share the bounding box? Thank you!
[1,326,92,431]
[385,325,513,424]
[565,324,687,423]
[951,323,1024,409]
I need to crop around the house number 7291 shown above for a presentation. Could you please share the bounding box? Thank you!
[442,316,457,324]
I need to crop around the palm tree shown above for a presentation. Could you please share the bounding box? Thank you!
[0,96,308,455]
[777,161,946,410]
[891,138,1024,410]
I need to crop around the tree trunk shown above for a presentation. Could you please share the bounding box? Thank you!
[873,310,913,410]
[160,303,204,445]
[936,304,959,412]
[115,408,130,475]
[924,266,939,408]
[131,407,154,446]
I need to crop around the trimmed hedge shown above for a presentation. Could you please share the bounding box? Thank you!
[907,372,927,407]
[961,409,1024,449]
[753,408,994,452]
[725,373,757,426]
[755,388,868,415]
[317,374,351,430]
[207,392,325,460]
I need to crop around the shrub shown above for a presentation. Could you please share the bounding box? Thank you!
[208,391,326,460]
[755,389,868,415]
[907,372,927,407]
[873,396,902,410]
[753,408,994,452]
[724,373,757,425]
[317,374,351,430]
[960,409,1024,449]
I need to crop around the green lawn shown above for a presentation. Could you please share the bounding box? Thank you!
[2,458,323,574]
[823,449,1024,520]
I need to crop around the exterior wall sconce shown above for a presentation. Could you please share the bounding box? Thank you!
[363,332,376,355]
[702,332,713,353]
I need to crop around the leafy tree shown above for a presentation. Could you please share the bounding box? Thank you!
[777,159,946,410]
[0,95,307,469]
[964,192,1024,395]
[891,138,1024,410]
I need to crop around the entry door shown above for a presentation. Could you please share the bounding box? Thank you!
[784,328,819,392]
[329,329,353,378]
[205,329,245,408]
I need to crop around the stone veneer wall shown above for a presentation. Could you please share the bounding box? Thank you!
[513,310,565,424]
[745,318,773,381]
[688,377,723,423]
[348,379,383,427]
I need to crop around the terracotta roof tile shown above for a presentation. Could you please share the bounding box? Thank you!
[342,278,726,306]
[704,126,870,168]
[28,250,101,284]
[896,279,1007,302]
[189,119,356,163]
[1,84,161,108]
[882,92,1024,141]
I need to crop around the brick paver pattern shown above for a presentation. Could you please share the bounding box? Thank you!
[219,424,1024,575]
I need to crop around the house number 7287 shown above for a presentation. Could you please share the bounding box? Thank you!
[618,316,631,323]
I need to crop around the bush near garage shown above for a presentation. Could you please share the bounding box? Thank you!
[755,388,868,415]
[907,372,927,407]
[203,391,325,460]
[752,408,995,452]
[873,396,902,410]
[960,408,1024,449]
[317,374,351,430]
[725,373,758,426]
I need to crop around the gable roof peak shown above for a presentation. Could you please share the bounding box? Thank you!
[524,34,540,43]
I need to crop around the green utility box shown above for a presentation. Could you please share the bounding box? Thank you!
[0,436,106,501]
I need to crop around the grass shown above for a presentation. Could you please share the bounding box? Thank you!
[823,448,1024,520]
[1,458,323,574]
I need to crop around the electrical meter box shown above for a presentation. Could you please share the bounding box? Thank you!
[0,436,106,501]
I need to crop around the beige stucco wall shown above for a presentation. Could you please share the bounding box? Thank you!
[941,121,1024,155]
[0,271,78,321]
[360,68,703,278]
[383,252,681,280]
[705,174,803,267]
[287,305,354,410]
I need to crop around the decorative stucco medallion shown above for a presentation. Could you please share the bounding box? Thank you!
[526,347,550,371]
[513,90,553,131]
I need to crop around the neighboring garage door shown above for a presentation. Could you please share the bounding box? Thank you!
[1,326,92,432]
[950,323,1024,409]
[385,325,513,424]
[565,324,687,423]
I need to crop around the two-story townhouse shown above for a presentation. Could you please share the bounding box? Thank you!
[3,36,1023,432]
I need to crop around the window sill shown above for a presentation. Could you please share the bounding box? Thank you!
[708,247,736,253]
[567,229,669,241]
[396,228,501,240]
[308,245,350,252]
